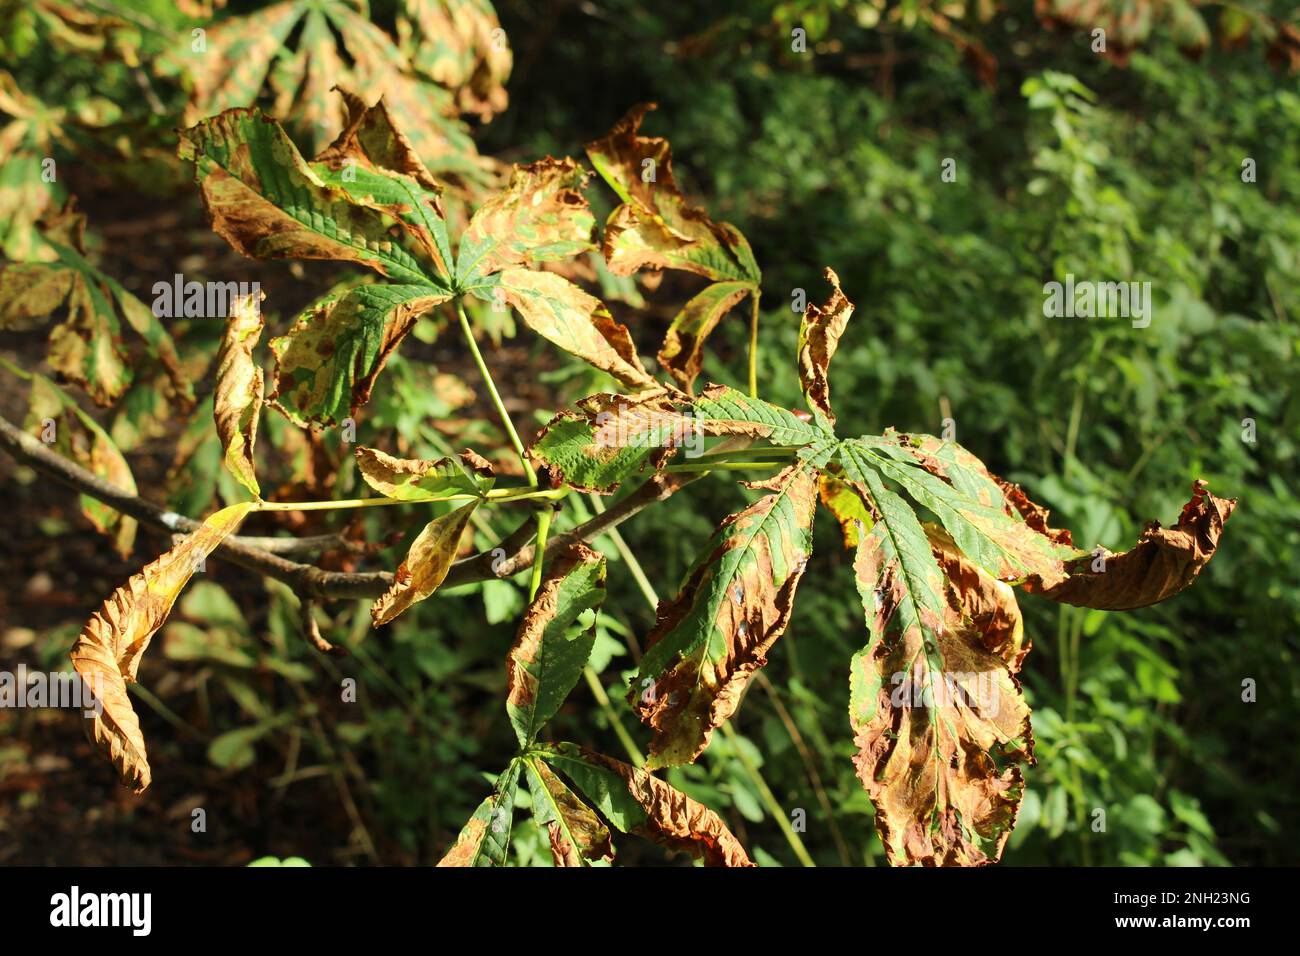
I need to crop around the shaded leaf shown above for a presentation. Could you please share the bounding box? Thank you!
[396,0,512,120]
[70,502,256,792]
[506,544,605,746]
[268,283,451,427]
[658,279,754,392]
[436,760,520,866]
[524,756,613,867]
[633,464,817,768]
[371,499,479,625]
[545,744,753,866]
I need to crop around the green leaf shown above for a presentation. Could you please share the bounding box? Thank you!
[524,756,613,866]
[658,280,755,392]
[543,744,753,866]
[506,544,605,747]
[268,283,451,427]
[632,464,818,768]
[437,760,521,867]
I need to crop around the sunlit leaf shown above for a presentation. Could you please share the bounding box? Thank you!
[214,290,264,497]
[371,499,479,625]
[70,502,256,792]
[437,759,520,866]
[524,756,614,867]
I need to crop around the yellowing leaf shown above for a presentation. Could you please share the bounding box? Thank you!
[506,544,605,746]
[525,757,613,867]
[371,500,479,625]
[455,157,595,285]
[658,280,754,392]
[214,290,265,497]
[545,744,753,866]
[24,373,137,557]
[355,446,483,501]
[1024,480,1236,610]
[498,268,655,390]
[70,502,256,792]
[585,103,759,284]
[633,464,818,768]
[797,267,854,426]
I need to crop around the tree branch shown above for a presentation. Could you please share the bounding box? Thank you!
[0,412,692,601]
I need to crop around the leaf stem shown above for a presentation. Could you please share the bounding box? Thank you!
[455,300,536,485]
[747,290,761,399]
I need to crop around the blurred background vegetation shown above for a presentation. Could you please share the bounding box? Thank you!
[0,0,1296,866]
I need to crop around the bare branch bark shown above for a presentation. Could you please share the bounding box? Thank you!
[0,412,691,602]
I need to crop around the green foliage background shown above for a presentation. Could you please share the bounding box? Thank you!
[1,0,1296,866]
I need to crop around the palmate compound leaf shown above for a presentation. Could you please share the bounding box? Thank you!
[542,743,753,866]
[524,756,614,867]
[585,103,761,391]
[70,502,256,793]
[183,102,644,422]
[214,290,265,497]
[370,499,480,626]
[632,463,818,768]
[437,759,521,866]
[528,385,833,493]
[845,464,1032,866]
[505,544,606,747]
[24,372,137,557]
[0,201,191,408]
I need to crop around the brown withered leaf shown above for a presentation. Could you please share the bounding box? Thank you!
[658,279,753,393]
[1024,479,1236,610]
[546,744,753,866]
[371,500,479,625]
[355,446,482,501]
[525,757,614,867]
[214,290,265,497]
[848,477,1032,866]
[797,267,854,425]
[632,464,818,768]
[70,502,256,792]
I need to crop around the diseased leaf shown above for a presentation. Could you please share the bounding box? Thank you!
[506,544,605,747]
[839,436,1070,587]
[268,283,451,427]
[586,104,761,389]
[498,268,655,390]
[371,500,479,625]
[585,103,759,284]
[24,373,137,557]
[819,471,872,548]
[355,446,483,501]
[524,756,613,867]
[846,469,1030,866]
[396,0,513,120]
[658,280,754,392]
[0,202,191,407]
[1024,480,1236,610]
[437,760,520,866]
[545,744,753,866]
[70,502,256,792]
[455,157,595,286]
[633,464,817,768]
[797,267,853,426]
[214,290,265,497]
[0,70,68,261]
